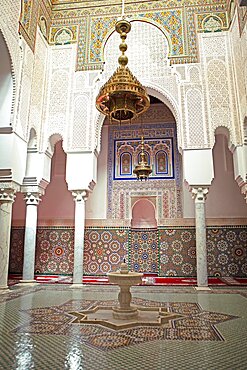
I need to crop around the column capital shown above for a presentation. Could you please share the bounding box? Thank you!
[24,192,42,206]
[241,183,247,203]
[0,188,16,204]
[191,187,208,203]
[72,190,89,202]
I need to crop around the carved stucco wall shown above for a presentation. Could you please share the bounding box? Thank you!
[0,0,23,130]
[28,31,48,143]
[199,32,242,147]
[230,10,247,128]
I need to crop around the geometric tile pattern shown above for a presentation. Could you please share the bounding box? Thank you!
[35,227,74,275]
[84,228,129,275]
[206,227,247,277]
[129,230,159,274]
[11,298,238,351]
[159,228,197,277]
[9,227,25,274]
[9,226,247,278]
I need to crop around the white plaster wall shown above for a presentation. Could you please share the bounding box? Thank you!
[86,125,108,219]
[0,133,27,184]
[183,149,214,186]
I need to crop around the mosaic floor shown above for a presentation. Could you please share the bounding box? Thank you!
[0,284,247,370]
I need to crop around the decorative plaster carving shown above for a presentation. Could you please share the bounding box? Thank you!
[0,189,16,203]
[24,192,42,206]
[189,66,201,83]
[54,28,73,45]
[191,187,209,203]
[203,16,222,32]
[185,88,206,148]
[72,190,89,202]
[241,183,247,203]
[70,95,89,150]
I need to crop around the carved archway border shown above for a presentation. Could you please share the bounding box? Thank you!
[0,27,19,127]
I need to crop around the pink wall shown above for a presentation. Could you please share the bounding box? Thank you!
[12,141,74,226]
[206,134,247,218]
[131,199,157,228]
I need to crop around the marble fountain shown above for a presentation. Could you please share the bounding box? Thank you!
[68,262,182,330]
[107,260,143,319]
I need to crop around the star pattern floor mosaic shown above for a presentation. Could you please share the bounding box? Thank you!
[0,284,247,369]
[11,298,237,351]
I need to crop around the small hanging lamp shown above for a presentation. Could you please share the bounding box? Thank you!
[133,136,152,181]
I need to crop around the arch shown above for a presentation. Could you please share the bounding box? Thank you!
[0,30,15,127]
[213,126,233,151]
[202,15,223,32]
[131,198,157,229]
[27,128,37,149]
[188,66,201,83]
[47,133,64,154]
[155,150,168,175]
[120,152,132,176]
[54,28,73,45]
[94,84,181,155]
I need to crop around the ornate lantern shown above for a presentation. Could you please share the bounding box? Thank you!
[133,136,152,181]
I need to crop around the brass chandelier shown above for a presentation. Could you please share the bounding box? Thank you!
[95,18,150,123]
[95,3,152,180]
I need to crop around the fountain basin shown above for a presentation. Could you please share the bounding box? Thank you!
[108,270,143,320]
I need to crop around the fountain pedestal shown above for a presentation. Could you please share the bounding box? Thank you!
[108,262,143,320]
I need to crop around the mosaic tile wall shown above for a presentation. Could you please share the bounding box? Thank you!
[129,229,159,274]
[9,225,247,277]
[107,122,183,220]
[159,228,197,277]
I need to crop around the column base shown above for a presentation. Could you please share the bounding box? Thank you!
[195,286,211,291]
[0,285,9,291]
[19,280,37,285]
[70,283,84,288]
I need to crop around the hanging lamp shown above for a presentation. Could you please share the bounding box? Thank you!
[133,136,152,181]
[95,2,150,123]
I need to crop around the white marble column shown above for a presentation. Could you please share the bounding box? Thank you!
[21,192,41,283]
[72,190,88,285]
[0,189,16,290]
[192,187,209,288]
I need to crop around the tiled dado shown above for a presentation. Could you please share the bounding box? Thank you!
[9,225,247,277]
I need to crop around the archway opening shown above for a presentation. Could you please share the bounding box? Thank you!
[131,198,157,229]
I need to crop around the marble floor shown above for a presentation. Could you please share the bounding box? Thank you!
[0,284,246,370]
